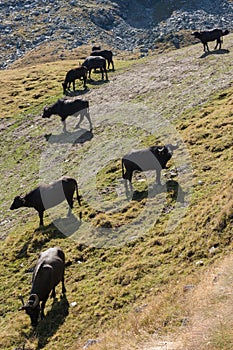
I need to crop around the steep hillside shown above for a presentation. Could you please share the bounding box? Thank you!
[1,0,233,68]
[0,34,232,350]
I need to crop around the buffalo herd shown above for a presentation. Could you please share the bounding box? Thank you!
[10,28,229,327]
[62,47,112,95]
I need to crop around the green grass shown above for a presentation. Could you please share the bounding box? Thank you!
[0,45,233,349]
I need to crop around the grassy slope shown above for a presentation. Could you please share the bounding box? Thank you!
[0,40,232,349]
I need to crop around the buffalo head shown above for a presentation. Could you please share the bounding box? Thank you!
[150,144,178,170]
[19,294,40,328]
[42,106,52,118]
[10,196,25,210]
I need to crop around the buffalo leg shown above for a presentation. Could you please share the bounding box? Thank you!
[123,177,133,199]
[66,195,74,209]
[155,169,162,185]
[215,39,221,50]
[86,110,93,131]
[66,194,74,217]
[75,110,84,129]
[40,300,47,319]
[39,211,44,226]
[50,287,56,299]
[124,170,133,183]
[100,68,104,80]
[204,42,209,52]
[83,75,87,88]
[62,120,67,133]
[105,69,108,81]
[62,276,66,294]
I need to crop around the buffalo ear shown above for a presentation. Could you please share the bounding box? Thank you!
[43,106,50,113]
[19,196,26,204]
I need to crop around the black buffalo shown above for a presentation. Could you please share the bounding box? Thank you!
[19,247,66,327]
[191,29,229,52]
[90,49,114,71]
[82,56,108,81]
[42,97,92,132]
[10,176,81,226]
[62,66,87,93]
[122,144,178,185]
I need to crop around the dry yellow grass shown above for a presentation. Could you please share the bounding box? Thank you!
[81,253,233,350]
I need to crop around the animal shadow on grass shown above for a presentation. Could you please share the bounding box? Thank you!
[44,128,93,145]
[64,87,90,97]
[34,294,69,350]
[86,77,109,86]
[200,48,230,58]
[52,213,82,237]
[130,180,186,204]
[16,223,66,259]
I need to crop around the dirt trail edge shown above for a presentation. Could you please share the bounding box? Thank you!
[141,253,233,350]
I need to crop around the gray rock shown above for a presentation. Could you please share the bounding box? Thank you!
[1,0,233,68]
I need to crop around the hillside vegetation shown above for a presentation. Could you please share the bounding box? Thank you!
[0,35,232,350]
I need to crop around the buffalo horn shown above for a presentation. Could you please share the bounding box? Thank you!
[18,295,26,311]
[158,147,164,152]
[30,294,40,308]
[18,294,25,306]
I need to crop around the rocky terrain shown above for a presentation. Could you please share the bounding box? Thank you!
[1,0,233,68]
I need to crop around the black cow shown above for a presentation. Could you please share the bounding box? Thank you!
[82,56,108,81]
[62,66,87,94]
[90,49,114,70]
[19,247,66,327]
[42,97,92,132]
[10,176,81,226]
[191,29,229,52]
[122,144,178,186]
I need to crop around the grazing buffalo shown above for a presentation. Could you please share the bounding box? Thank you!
[19,247,66,327]
[42,97,92,132]
[10,176,81,226]
[122,144,178,186]
[90,49,114,70]
[191,29,229,51]
[62,66,87,94]
[82,56,108,81]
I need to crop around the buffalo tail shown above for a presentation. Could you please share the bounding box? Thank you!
[122,159,125,179]
[75,181,81,206]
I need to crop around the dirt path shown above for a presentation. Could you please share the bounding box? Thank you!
[141,253,233,350]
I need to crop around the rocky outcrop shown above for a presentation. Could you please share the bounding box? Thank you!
[1,0,233,68]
